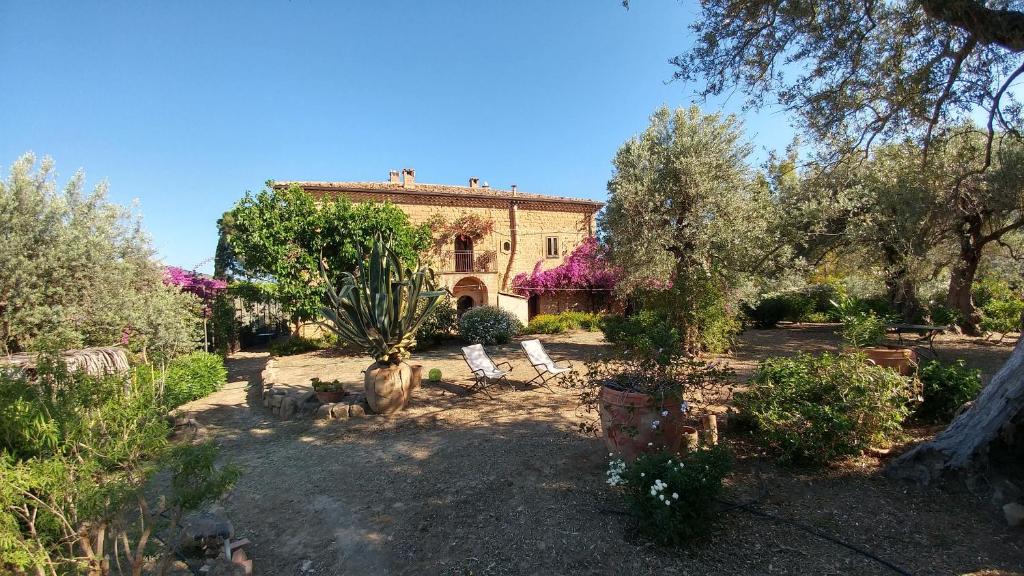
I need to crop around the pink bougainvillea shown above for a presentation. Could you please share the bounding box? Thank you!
[164,266,227,300]
[512,237,618,297]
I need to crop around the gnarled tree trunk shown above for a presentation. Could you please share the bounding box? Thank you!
[888,336,1024,484]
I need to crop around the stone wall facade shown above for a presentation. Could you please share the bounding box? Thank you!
[285,173,603,318]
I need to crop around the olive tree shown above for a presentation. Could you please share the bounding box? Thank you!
[656,0,1024,483]
[0,154,200,360]
[601,105,782,352]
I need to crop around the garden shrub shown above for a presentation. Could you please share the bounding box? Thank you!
[525,311,605,334]
[559,310,604,331]
[611,445,732,545]
[927,303,962,327]
[0,356,239,572]
[971,276,1023,334]
[416,295,458,345]
[601,310,681,365]
[917,359,982,422]
[735,353,913,466]
[742,294,790,328]
[526,314,567,334]
[458,306,524,345]
[163,351,228,408]
[269,335,334,356]
[838,310,888,348]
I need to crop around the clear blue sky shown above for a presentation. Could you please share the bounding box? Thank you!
[0,1,795,273]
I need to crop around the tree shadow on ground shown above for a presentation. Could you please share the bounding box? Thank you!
[181,328,1023,575]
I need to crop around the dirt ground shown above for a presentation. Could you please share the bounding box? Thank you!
[184,325,1024,575]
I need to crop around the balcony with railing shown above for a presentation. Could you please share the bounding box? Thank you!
[437,249,497,273]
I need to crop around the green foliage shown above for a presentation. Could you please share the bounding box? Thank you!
[974,276,1024,334]
[743,294,790,328]
[210,292,239,356]
[310,378,344,393]
[0,357,238,572]
[839,311,888,348]
[163,352,228,409]
[735,353,913,466]
[221,184,431,323]
[416,295,459,346]
[269,335,334,356]
[927,303,962,327]
[525,314,567,334]
[743,283,844,328]
[321,234,445,364]
[917,359,983,423]
[0,154,201,360]
[525,311,604,334]
[601,311,681,366]
[601,105,782,351]
[618,446,732,545]
[427,368,442,381]
[458,306,524,345]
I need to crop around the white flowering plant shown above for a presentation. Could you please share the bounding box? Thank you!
[618,444,732,545]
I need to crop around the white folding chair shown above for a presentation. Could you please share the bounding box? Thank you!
[520,339,573,390]
[461,344,513,397]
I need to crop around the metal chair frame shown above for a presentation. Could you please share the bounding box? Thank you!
[461,344,513,398]
[520,339,574,391]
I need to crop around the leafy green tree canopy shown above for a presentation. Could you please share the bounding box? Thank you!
[220,183,431,323]
[668,0,1024,162]
[601,106,781,350]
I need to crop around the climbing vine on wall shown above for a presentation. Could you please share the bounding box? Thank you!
[426,213,496,253]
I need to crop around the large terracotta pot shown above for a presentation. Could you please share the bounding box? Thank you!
[364,361,413,414]
[864,347,917,376]
[598,386,688,461]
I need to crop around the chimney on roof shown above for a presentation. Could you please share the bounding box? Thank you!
[482,181,490,189]
[388,170,400,183]
[511,184,517,195]
[469,177,479,189]
[402,168,415,188]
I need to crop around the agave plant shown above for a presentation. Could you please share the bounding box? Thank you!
[320,234,446,364]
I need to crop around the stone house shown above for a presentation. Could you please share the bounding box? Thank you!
[279,168,604,322]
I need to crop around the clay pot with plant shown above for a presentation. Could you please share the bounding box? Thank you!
[563,351,734,461]
[311,378,347,404]
[320,234,445,414]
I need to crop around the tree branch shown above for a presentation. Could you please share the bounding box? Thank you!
[921,0,1024,52]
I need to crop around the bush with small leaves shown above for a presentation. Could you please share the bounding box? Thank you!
[0,355,239,573]
[163,351,228,408]
[917,359,982,422]
[458,306,524,345]
[735,353,913,466]
[526,314,568,334]
[416,295,459,346]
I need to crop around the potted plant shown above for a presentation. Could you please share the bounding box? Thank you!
[835,300,916,375]
[311,377,347,404]
[563,351,734,461]
[319,234,445,414]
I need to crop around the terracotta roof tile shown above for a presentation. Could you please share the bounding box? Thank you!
[276,180,604,209]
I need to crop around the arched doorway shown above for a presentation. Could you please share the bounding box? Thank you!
[457,295,474,316]
[452,276,488,316]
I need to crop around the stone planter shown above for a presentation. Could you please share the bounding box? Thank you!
[864,347,917,376]
[598,386,688,461]
[364,361,413,414]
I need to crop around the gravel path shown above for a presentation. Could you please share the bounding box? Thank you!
[182,327,1024,575]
